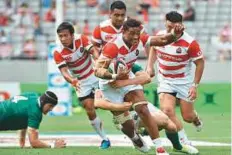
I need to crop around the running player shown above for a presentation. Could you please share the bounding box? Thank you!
[94,18,184,155]
[0,91,66,148]
[146,11,204,150]
[53,22,110,149]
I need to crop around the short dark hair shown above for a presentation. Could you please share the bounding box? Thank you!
[40,91,58,109]
[57,22,74,34]
[110,0,126,11]
[166,11,183,23]
[123,18,141,31]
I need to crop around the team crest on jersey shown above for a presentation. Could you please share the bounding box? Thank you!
[136,49,139,56]
[80,47,84,53]
[176,47,182,53]
[105,35,114,41]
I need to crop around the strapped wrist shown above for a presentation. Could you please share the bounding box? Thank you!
[111,74,117,80]
[192,83,199,88]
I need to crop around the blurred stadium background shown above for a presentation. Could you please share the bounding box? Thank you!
[0,0,231,155]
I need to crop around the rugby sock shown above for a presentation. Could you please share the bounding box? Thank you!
[90,117,108,141]
[178,128,189,143]
[165,131,182,150]
[131,131,139,141]
[152,138,163,149]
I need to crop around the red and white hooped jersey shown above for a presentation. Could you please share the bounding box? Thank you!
[92,19,146,46]
[155,30,203,84]
[100,33,151,69]
[53,34,94,80]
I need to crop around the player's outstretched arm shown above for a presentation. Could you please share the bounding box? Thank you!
[109,71,151,88]
[95,99,132,111]
[146,47,157,77]
[18,129,27,148]
[28,127,66,148]
[150,24,184,46]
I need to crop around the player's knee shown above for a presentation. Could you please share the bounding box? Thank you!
[135,104,149,118]
[166,120,177,133]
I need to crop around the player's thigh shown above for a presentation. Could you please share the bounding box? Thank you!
[159,93,176,116]
[81,96,95,110]
[124,89,145,103]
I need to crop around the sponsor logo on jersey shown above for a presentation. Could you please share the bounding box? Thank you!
[64,55,72,62]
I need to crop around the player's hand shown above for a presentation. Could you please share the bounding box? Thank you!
[119,102,132,111]
[188,86,197,101]
[172,23,185,35]
[146,67,155,77]
[19,137,25,148]
[116,68,130,80]
[71,79,80,92]
[54,139,66,148]
[95,89,103,100]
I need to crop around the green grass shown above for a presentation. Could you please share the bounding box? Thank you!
[35,109,231,143]
[0,147,230,155]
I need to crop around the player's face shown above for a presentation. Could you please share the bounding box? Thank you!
[42,104,55,115]
[165,20,182,33]
[123,27,141,46]
[57,29,74,47]
[110,9,126,29]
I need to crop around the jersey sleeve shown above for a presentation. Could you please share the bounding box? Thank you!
[28,104,42,129]
[140,34,151,47]
[81,34,93,51]
[102,43,119,59]
[188,40,203,61]
[92,25,102,44]
[53,50,66,68]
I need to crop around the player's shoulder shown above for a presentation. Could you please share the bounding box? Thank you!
[99,19,111,28]
[182,31,195,43]
[54,43,64,53]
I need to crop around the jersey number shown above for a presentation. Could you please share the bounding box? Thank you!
[12,96,28,103]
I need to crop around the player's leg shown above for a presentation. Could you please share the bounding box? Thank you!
[111,110,150,153]
[125,89,169,155]
[176,83,203,132]
[80,96,109,144]
[158,82,191,144]
[179,99,203,132]
[78,77,110,149]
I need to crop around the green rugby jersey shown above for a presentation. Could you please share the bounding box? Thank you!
[0,92,42,131]
[131,63,143,74]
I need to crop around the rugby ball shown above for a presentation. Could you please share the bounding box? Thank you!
[108,58,128,74]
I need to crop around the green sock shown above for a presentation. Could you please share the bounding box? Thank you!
[165,131,183,150]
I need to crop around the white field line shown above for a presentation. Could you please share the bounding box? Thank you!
[0,134,231,147]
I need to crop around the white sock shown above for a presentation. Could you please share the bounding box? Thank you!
[131,131,139,141]
[178,128,189,143]
[152,138,163,149]
[90,117,108,141]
